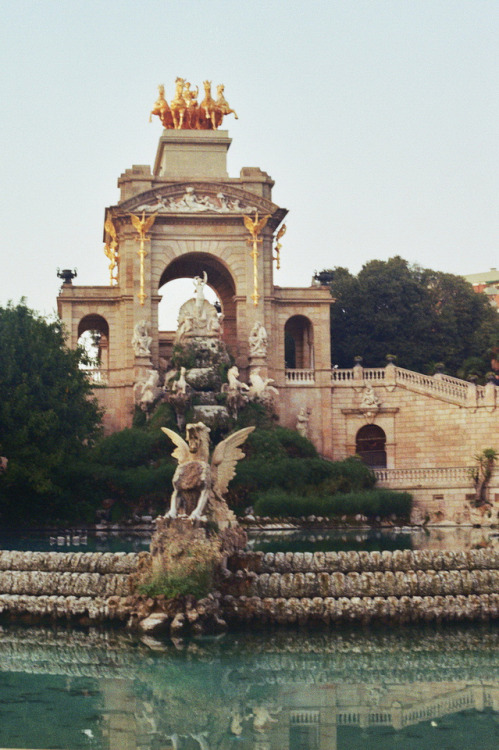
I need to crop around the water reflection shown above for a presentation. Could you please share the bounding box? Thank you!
[0,625,498,749]
[248,526,499,554]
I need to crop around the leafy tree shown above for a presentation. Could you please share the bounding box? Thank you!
[323,257,499,376]
[0,301,103,522]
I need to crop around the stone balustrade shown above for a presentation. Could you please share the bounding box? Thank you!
[331,364,492,407]
[285,368,315,384]
[374,466,475,487]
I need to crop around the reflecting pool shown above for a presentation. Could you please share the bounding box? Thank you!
[2,526,499,554]
[0,623,498,749]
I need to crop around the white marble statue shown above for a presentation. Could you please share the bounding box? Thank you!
[248,367,279,403]
[193,271,207,320]
[134,369,160,411]
[174,273,221,345]
[222,366,249,417]
[296,407,310,438]
[249,321,268,358]
[132,320,152,357]
[226,365,249,393]
[161,423,254,522]
[360,384,381,421]
[172,366,188,395]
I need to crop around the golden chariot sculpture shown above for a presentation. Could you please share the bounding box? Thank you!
[150,78,238,130]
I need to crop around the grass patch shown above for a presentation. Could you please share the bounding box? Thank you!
[137,558,214,599]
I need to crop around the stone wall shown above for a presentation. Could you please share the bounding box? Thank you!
[331,364,498,468]
[221,549,499,625]
[0,551,138,622]
[1,547,498,627]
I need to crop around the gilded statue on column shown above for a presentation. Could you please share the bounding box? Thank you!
[149,79,238,130]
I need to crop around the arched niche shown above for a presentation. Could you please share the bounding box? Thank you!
[356,424,387,468]
[158,252,237,353]
[284,315,314,369]
[77,314,110,380]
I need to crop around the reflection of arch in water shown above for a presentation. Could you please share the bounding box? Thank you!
[77,314,109,379]
[355,424,387,468]
[158,252,237,353]
[284,315,314,369]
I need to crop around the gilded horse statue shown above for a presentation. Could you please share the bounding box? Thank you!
[199,80,219,129]
[149,84,173,128]
[150,79,237,130]
[170,77,187,130]
[215,84,238,121]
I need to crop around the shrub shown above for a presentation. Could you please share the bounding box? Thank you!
[90,428,164,468]
[253,488,413,520]
[273,427,318,458]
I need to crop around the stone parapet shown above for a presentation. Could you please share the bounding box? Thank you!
[229,548,499,574]
[222,593,499,625]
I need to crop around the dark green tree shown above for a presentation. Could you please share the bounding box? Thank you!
[0,302,103,522]
[324,257,499,376]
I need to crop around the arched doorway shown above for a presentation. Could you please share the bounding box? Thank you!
[284,315,314,369]
[356,424,387,468]
[77,314,109,383]
[158,252,237,357]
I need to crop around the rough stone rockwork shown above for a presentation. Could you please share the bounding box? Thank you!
[220,549,499,626]
[0,551,139,623]
[0,548,498,627]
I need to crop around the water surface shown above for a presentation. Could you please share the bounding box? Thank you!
[0,623,498,749]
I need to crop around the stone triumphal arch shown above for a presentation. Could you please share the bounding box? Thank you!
[57,80,499,518]
[57,89,333,453]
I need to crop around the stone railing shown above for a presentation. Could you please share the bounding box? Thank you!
[285,368,315,384]
[374,466,474,488]
[395,366,473,404]
[331,364,492,407]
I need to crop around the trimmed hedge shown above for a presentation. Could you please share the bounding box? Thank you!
[253,488,413,520]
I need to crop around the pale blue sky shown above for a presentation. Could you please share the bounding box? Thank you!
[1,0,499,323]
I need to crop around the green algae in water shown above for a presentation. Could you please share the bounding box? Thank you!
[0,623,498,749]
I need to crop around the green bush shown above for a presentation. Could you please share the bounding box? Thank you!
[253,488,413,520]
[272,427,318,458]
[90,428,164,468]
[138,560,213,599]
[233,455,374,495]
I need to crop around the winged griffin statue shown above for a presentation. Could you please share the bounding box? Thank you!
[161,423,254,523]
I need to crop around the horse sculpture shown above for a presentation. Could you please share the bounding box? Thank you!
[199,80,220,129]
[216,84,238,121]
[149,84,173,128]
[170,77,187,130]
[150,79,238,130]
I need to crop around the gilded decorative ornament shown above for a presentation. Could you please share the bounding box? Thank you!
[130,212,157,305]
[273,223,286,270]
[103,215,119,285]
[243,212,271,306]
[149,79,237,130]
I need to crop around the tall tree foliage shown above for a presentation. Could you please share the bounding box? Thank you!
[0,302,102,521]
[324,257,499,376]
